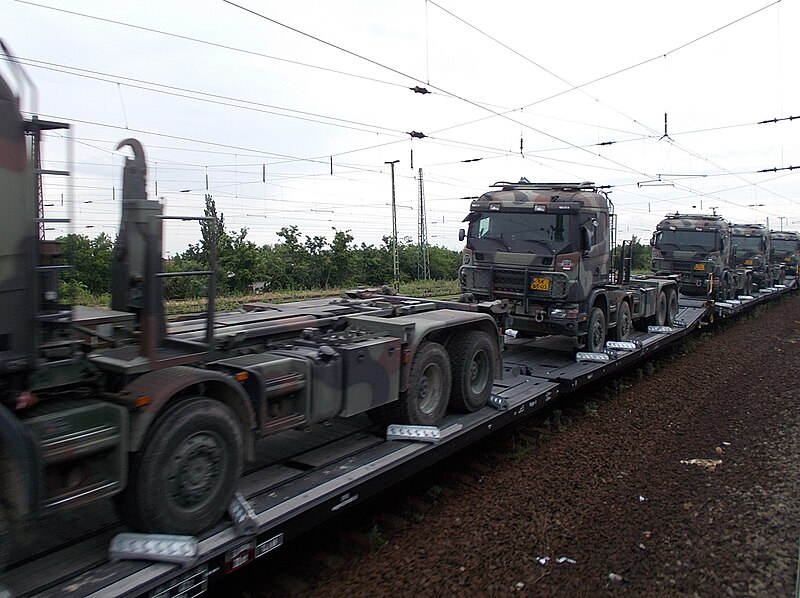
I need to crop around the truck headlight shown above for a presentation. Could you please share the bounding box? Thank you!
[549,305,579,319]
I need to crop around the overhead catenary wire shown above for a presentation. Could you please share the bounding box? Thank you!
[17,0,797,248]
[16,0,787,205]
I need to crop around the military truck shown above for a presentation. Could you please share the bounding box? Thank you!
[0,58,505,569]
[458,180,679,353]
[651,213,744,300]
[730,223,785,291]
[770,230,800,275]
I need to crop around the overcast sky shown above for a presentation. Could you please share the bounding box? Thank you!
[3,0,798,254]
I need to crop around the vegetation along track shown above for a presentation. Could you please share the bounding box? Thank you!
[211,291,800,597]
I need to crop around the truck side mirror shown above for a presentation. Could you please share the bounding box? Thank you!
[581,226,592,252]
[458,228,465,242]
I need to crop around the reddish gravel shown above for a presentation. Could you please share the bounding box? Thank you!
[302,294,800,597]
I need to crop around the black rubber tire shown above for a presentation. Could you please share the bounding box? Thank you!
[645,290,667,327]
[116,398,243,534]
[586,307,606,353]
[613,301,632,341]
[665,289,679,325]
[385,342,451,426]
[448,330,498,412]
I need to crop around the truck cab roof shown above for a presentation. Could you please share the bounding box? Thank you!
[656,213,730,231]
[471,181,609,213]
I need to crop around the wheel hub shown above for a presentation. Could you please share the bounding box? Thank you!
[417,365,442,415]
[468,351,489,393]
[169,433,221,509]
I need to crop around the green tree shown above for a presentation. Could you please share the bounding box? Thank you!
[615,236,652,274]
[59,232,113,295]
[328,228,354,287]
[220,227,265,293]
[275,225,311,289]
[428,245,461,279]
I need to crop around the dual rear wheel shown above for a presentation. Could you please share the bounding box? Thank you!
[376,331,499,426]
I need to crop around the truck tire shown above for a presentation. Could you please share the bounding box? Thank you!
[645,290,667,327]
[613,301,632,341]
[665,289,679,326]
[117,398,243,535]
[586,307,606,353]
[386,341,451,426]
[448,330,498,412]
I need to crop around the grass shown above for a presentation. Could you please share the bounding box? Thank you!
[73,279,460,317]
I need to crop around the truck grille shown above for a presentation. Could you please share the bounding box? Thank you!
[671,260,694,272]
[461,266,568,300]
[493,270,526,294]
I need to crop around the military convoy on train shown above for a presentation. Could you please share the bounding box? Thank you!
[651,214,788,299]
[730,223,785,291]
[458,180,679,353]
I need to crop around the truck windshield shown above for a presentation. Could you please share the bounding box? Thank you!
[654,230,718,251]
[731,236,762,253]
[466,212,572,254]
[772,239,799,253]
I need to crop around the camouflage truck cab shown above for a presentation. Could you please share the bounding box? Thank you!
[651,214,740,300]
[770,230,800,275]
[459,181,678,352]
[459,182,610,342]
[730,223,784,290]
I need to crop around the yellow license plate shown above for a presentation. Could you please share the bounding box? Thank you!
[530,277,551,291]
[693,263,705,271]
[744,259,753,266]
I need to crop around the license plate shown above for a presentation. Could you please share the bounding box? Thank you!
[693,263,705,271]
[744,259,753,266]
[530,277,551,291]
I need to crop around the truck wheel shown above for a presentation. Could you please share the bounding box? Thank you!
[388,342,451,426]
[613,301,631,341]
[645,290,667,327]
[586,307,606,353]
[448,330,498,412]
[117,398,243,534]
[665,289,679,325]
